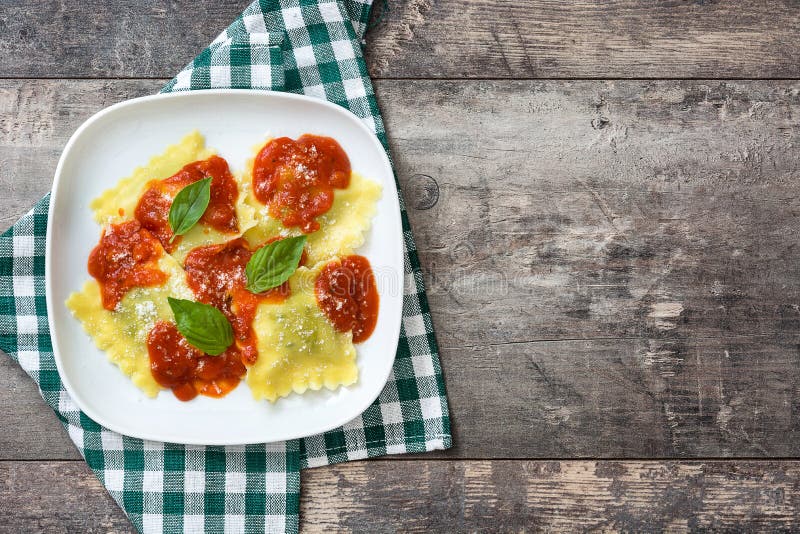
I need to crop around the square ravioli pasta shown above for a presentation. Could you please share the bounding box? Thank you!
[247,262,358,402]
[242,138,382,265]
[66,249,194,397]
[91,131,257,263]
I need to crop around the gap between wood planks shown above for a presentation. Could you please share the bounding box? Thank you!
[5,76,800,81]
[11,456,800,463]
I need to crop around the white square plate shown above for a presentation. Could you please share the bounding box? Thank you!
[46,90,403,445]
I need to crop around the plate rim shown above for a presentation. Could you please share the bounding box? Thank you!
[45,89,402,445]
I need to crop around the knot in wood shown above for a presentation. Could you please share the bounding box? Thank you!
[407,174,439,210]
[591,117,610,130]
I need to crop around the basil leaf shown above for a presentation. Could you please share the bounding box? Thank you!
[245,235,307,293]
[167,297,234,356]
[168,177,212,240]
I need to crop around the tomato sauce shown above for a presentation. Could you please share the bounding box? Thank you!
[87,220,168,311]
[147,321,246,401]
[315,255,379,343]
[182,238,299,366]
[134,155,239,251]
[251,135,351,233]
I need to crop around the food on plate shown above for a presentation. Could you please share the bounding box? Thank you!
[91,131,256,263]
[247,263,359,402]
[243,136,381,265]
[135,155,239,250]
[66,222,194,397]
[147,298,245,401]
[315,255,379,344]
[182,236,303,367]
[66,132,382,402]
[251,135,351,233]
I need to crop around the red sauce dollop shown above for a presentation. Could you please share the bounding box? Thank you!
[183,238,299,365]
[147,321,246,401]
[252,135,351,233]
[87,221,168,311]
[315,255,379,343]
[135,155,239,252]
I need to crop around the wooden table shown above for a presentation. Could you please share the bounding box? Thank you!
[3,1,800,530]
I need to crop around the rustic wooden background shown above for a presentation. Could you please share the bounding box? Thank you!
[3,0,800,530]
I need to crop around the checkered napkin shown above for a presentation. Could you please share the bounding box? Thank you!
[0,0,451,532]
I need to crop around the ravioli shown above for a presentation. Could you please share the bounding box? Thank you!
[69,133,380,403]
[91,131,257,263]
[246,263,358,402]
[242,140,382,265]
[65,250,194,397]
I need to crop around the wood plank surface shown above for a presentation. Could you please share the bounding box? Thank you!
[366,0,800,79]
[0,461,133,533]
[6,459,800,532]
[0,1,249,79]
[384,79,800,456]
[4,79,800,460]
[2,1,800,79]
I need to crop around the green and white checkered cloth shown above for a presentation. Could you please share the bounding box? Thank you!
[0,0,451,532]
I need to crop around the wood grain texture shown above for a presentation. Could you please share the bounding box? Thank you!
[365,0,800,79]
[0,461,132,533]
[0,1,249,79]
[7,459,800,532]
[302,460,800,531]
[3,79,800,460]
[3,1,800,79]
[0,357,79,460]
[383,79,800,345]
[383,79,800,457]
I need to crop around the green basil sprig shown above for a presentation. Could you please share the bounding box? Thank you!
[245,235,307,293]
[168,177,212,241]
[167,297,233,356]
